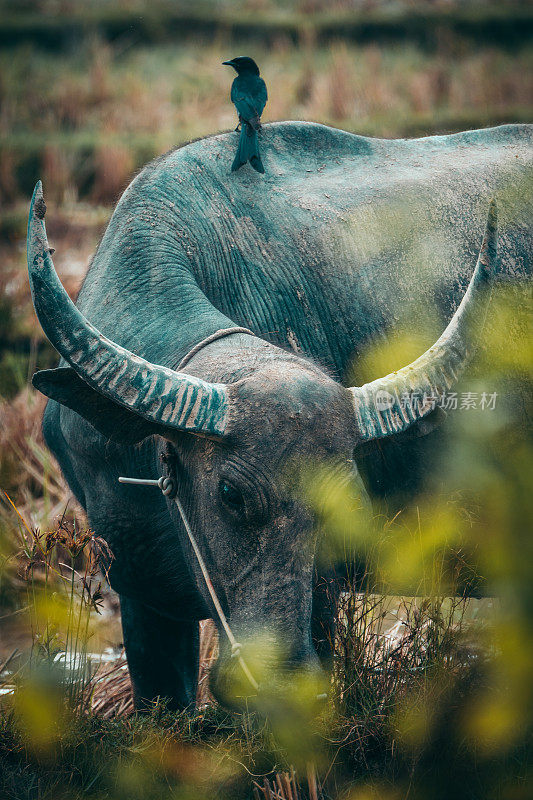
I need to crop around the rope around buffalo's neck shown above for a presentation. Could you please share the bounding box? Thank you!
[176,327,256,372]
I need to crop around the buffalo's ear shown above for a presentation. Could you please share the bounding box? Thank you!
[355,406,447,463]
[33,367,167,446]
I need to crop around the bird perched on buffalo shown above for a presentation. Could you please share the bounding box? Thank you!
[222,56,268,174]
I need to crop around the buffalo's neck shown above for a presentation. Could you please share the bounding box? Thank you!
[74,202,236,370]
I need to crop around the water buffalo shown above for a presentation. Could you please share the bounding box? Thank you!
[27,121,531,709]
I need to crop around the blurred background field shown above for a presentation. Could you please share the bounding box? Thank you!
[1,0,532,206]
[0,1,532,798]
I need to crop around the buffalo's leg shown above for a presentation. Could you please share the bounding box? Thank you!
[311,570,341,669]
[120,596,199,711]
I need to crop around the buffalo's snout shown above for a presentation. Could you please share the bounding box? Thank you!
[210,620,325,710]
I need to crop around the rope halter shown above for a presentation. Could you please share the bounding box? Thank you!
[118,473,259,692]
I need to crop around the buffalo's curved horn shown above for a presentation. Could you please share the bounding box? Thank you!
[27,181,229,437]
[349,201,497,440]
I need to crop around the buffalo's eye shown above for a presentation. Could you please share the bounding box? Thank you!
[219,480,246,517]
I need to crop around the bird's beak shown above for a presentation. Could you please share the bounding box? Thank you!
[222,60,234,66]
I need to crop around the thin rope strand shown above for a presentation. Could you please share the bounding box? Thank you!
[176,327,255,372]
[173,494,259,692]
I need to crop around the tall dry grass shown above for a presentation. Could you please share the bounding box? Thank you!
[0,390,71,527]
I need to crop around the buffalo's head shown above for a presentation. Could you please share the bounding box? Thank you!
[27,181,497,703]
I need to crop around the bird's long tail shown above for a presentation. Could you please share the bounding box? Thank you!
[232,123,264,174]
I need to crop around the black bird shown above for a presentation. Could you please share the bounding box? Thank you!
[222,56,268,174]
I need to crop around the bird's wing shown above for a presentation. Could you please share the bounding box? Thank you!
[231,76,268,128]
[256,78,268,115]
[233,93,261,124]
